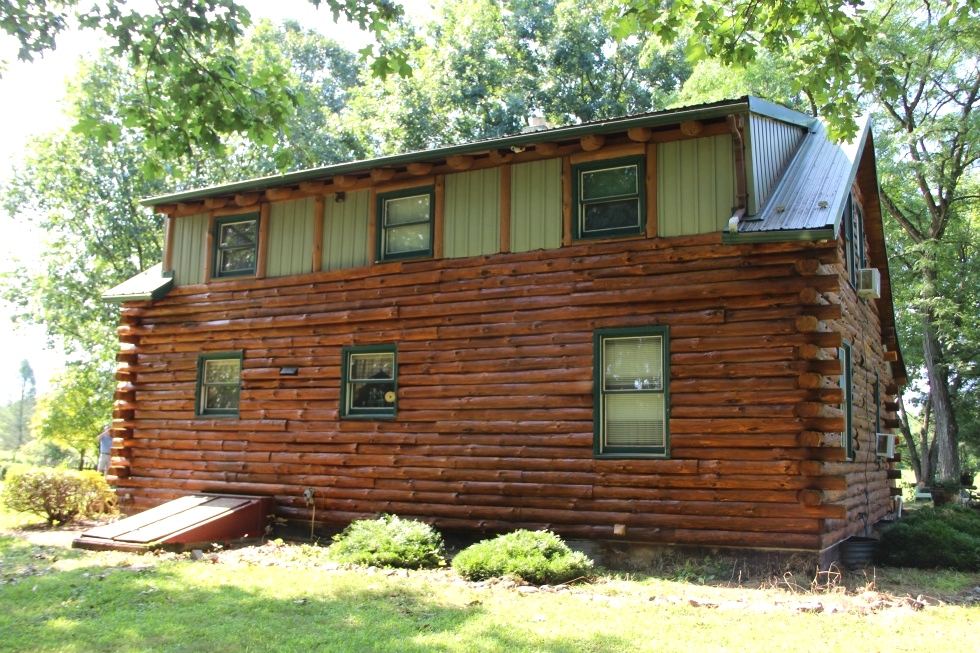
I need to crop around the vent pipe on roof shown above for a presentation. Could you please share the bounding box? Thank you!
[728,208,746,234]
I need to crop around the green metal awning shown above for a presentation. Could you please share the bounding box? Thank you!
[102,263,174,303]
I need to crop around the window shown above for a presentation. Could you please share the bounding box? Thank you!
[839,342,854,460]
[594,327,669,457]
[377,187,434,261]
[196,352,242,417]
[341,346,397,418]
[874,371,881,434]
[841,194,866,288]
[573,156,645,240]
[213,213,259,278]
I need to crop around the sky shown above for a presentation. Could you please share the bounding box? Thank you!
[0,1,435,403]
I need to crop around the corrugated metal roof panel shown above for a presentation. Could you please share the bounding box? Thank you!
[101,263,174,302]
[737,118,869,237]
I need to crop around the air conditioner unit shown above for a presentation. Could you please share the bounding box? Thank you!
[876,432,896,458]
[857,268,881,299]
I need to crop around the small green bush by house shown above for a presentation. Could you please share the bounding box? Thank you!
[452,529,594,584]
[327,514,445,569]
[1,467,118,526]
[876,505,980,571]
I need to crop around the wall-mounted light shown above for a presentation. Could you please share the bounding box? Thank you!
[279,366,299,376]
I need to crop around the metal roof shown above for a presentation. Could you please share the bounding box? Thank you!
[142,96,813,207]
[725,116,871,243]
[101,263,173,303]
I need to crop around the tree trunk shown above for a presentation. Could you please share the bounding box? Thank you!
[922,313,960,481]
[898,390,924,483]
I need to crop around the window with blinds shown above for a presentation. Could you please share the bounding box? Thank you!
[594,328,669,457]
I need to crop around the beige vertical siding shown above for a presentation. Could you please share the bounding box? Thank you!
[511,158,562,252]
[267,198,316,278]
[658,135,736,237]
[747,115,806,215]
[171,213,208,286]
[444,168,501,259]
[322,190,370,271]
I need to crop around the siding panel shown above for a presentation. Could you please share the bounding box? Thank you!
[445,168,501,259]
[511,159,562,252]
[267,198,316,277]
[172,213,208,286]
[322,190,370,271]
[658,135,735,237]
[748,115,806,215]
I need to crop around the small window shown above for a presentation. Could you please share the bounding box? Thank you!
[196,352,242,417]
[341,346,397,418]
[377,187,434,261]
[573,156,645,240]
[594,327,669,457]
[839,342,854,460]
[213,213,259,278]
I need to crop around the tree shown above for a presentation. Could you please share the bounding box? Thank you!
[29,362,114,470]
[343,0,690,154]
[609,0,978,141]
[1,0,407,174]
[868,0,980,483]
[0,359,36,453]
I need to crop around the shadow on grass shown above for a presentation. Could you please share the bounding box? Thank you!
[0,546,633,653]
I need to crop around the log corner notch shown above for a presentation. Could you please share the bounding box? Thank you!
[110,342,137,481]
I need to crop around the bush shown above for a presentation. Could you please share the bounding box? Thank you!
[1,467,118,526]
[327,514,445,569]
[452,529,594,584]
[876,505,980,571]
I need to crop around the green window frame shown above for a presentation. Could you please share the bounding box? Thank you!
[874,371,881,434]
[195,352,242,418]
[213,213,260,278]
[594,327,669,458]
[376,186,435,261]
[839,341,854,460]
[572,155,645,240]
[341,345,397,419]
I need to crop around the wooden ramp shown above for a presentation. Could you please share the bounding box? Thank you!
[73,494,273,552]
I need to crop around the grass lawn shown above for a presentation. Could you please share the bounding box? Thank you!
[1,507,979,653]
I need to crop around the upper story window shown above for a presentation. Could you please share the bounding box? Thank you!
[573,156,645,240]
[377,187,434,261]
[594,327,669,458]
[842,193,866,287]
[213,213,259,278]
[341,345,397,418]
[196,352,242,417]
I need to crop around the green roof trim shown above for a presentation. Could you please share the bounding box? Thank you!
[721,227,836,244]
[102,263,174,303]
[143,96,817,208]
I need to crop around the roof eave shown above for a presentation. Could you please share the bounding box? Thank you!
[142,97,768,207]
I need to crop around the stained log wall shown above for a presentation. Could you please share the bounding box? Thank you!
[109,228,895,552]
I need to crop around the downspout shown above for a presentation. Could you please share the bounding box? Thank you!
[727,114,749,234]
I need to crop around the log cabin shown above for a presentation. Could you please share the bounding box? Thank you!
[104,96,907,564]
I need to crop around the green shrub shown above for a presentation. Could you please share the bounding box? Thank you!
[452,529,594,584]
[876,505,980,571]
[327,514,445,569]
[1,467,118,526]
